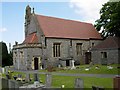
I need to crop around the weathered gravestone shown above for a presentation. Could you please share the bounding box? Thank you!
[75,78,84,89]
[8,79,19,90]
[2,78,9,89]
[25,73,30,82]
[34,73,39,82]
[2,78,19,90]
[45,73,52,88]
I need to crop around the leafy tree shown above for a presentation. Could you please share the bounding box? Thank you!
[95,1,120,38]
[0,42,13,67]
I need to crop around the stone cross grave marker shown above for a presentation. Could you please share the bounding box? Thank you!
[71,60,76,69]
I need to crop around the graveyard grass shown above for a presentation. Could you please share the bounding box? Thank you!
[40,64,120,74]
[38,64,118,88]
[1,72,113,88]
[2,64,119,88]
[32,74,113,88]
[51,75,113,88]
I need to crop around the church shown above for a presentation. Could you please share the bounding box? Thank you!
[13,5,102,70]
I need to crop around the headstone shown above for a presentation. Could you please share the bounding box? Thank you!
[45,73,52,88]
[2,78,9,89]
[34,73,39,82]
[58,64,61,68]
[75,78,84,89]
[2,68,5,74]
[9,80,19,90]
[25,73,30,82]
[5,67,8,74]
[89,61,93,68]
[8,80,15,90]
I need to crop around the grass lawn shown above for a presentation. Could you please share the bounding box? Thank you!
[2,64,118,89]
[39,64,120,74]
[39,74,113,88]
[2,71,113,89]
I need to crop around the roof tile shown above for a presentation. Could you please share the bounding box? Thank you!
[23,33,38,44]
[36,14,102,40]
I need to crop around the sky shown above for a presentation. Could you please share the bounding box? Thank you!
[0,0,109,51]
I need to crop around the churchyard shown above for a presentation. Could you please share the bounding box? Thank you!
[0,64,120,89]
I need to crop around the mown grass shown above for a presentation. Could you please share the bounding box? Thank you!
[39,64,120,74]
[40,74,113,88]
[29,74,113,88]
[2,64,118,88]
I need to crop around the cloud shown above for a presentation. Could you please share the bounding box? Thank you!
[0,27,7,32]
[69,0,109,24]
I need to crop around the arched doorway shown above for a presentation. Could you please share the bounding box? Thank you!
[34,57,39,70]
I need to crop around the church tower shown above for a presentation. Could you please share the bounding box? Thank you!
[25,5,32,37]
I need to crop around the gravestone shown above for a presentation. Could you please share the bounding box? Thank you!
[2,78,9,89]
[2,68,5,74]
[5,67,8,74]
[75,78,84,89]
[8,80,19,90]
[25,73,30,82]
[45,73,52,88]
[34,73,39,82]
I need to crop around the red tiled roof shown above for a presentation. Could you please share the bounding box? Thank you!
[36,14,102,40]
[23,33,38,44]
[91,36,120,50]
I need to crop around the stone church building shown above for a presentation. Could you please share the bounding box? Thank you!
[13,5,102,70]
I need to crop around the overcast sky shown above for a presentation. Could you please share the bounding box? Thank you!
[0,0,109,50]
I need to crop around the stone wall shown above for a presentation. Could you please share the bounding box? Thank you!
[13,46,42,70]
[46,38,102,67]
[91,49,119,64]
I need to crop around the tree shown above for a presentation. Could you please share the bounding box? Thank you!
[95,1,120,38]
[0,42,13,67]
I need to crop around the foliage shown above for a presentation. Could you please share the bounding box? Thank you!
[0,42,13,67]
[95,1,120,38]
